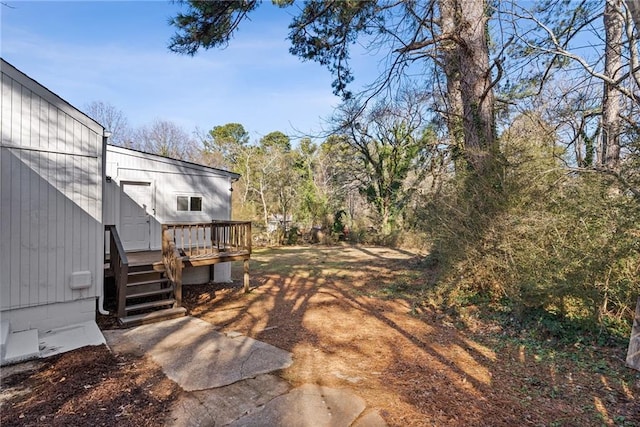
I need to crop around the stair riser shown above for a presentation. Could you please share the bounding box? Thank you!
[126,299,176,313]
[128,265,165,274]
[126,282,167,297]
[118,307,187,328]
[127,289,173,301]
[127,272,163,284]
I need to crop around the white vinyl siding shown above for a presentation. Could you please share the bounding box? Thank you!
[104,145,235,251]
[103,146,236,283]
[0,60,104,312]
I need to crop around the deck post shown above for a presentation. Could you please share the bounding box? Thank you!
[117,264,128,319]
[174,260,183,308]
[243,259,250,293]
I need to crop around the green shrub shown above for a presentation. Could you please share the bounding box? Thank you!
[418,115,639,341]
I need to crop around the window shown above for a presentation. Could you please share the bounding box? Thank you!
[177,196,189,211]
[190,196,202,211]
[177,196,202,212]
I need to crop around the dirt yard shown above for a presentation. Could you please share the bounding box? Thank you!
[2,245,639,426]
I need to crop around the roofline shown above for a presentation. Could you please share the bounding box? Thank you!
[106,144,241,179]
[1,58,105,134]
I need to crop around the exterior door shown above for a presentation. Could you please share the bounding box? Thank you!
[120,182,152,251]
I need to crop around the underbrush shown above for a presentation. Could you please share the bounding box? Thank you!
[416,125,639,345]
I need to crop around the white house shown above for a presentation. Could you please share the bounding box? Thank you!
[103,144,239,284]
[1,58,106,363]
[0,59,249,364]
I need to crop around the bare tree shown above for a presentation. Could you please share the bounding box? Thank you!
[169,0,501,179]
[601,0,624,169]
[83,101,131,146]
[331,90,436,233]
[132,119,195,160]
[625,0,640,29]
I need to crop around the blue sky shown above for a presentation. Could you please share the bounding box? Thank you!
[1,1,378,143]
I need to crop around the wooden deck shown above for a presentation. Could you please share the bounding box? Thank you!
[104,221,252,327]
[106,248,251,270]
[126,250,163,267]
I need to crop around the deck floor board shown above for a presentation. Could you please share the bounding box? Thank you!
[106,249,250,270]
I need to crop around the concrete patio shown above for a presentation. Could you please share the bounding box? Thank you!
[103,316,386,426]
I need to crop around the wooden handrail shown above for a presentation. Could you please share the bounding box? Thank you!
[163,221,251,293]
[162,226,183,308]
[163,221,252,256]
[163,220,252,226]
[105,225,129,319]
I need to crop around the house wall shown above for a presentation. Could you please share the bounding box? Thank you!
[104,145,235,283]
[0,60,104,331]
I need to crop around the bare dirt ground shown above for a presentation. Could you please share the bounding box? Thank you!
[2,245,639,426]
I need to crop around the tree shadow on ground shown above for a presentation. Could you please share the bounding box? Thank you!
[177,245,640,426]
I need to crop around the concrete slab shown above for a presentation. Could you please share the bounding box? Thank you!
[228,384,367,427]
[103,317,383,426]
[353,410,388,427]
[105,316,293,391]
[0,319,9,359]
[39,320,106,358]
[103,329,146,357]
[1,329,39,366]
[168,374,290,427]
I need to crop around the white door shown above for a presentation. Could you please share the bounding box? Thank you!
[120,182,153,251]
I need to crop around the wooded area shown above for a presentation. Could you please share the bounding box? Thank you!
[86,0,640,344]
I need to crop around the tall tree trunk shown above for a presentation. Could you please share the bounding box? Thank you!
[457,0,496,175]
[440,0,465,155]
[601,0,623,169]
[439,0,497,177]
[258,180,269,229]
[627,0,640,30]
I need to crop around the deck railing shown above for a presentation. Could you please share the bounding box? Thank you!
[163,221,252,292]
[105,224,129,319]
[163,221,252,257]
[161,228,183,308]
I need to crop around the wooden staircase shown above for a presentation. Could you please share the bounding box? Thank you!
[120,265,186,328]
[105,225,186,328]
[105,221,252,328]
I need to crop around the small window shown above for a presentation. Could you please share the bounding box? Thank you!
[177,196,189,211]
[190,197,202,211]
[177,195,203,212]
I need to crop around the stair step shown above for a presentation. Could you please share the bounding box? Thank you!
[125,299,176,313]
[119,307,187,328]
[128,269,161,276]
[126,278,170,287]
[128,264,165,274]
[126,288,173,300]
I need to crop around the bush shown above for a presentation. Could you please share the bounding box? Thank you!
[418,117,639,341]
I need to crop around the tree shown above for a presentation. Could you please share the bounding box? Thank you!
[169,0,260,55]
[501,0,639,192]
[295,138,330,228]
[207,122,250,166]
[601,0,624,169]
[291,0,500,177]
[169,0,500,178]
[627,0,640,29]
[319,134,365,225]
[332,91,436,234]
[260,130,291,152]
[83,101,131,146]
[133,119,195,159]
[436,0,498,175]
[258,131,296,237]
